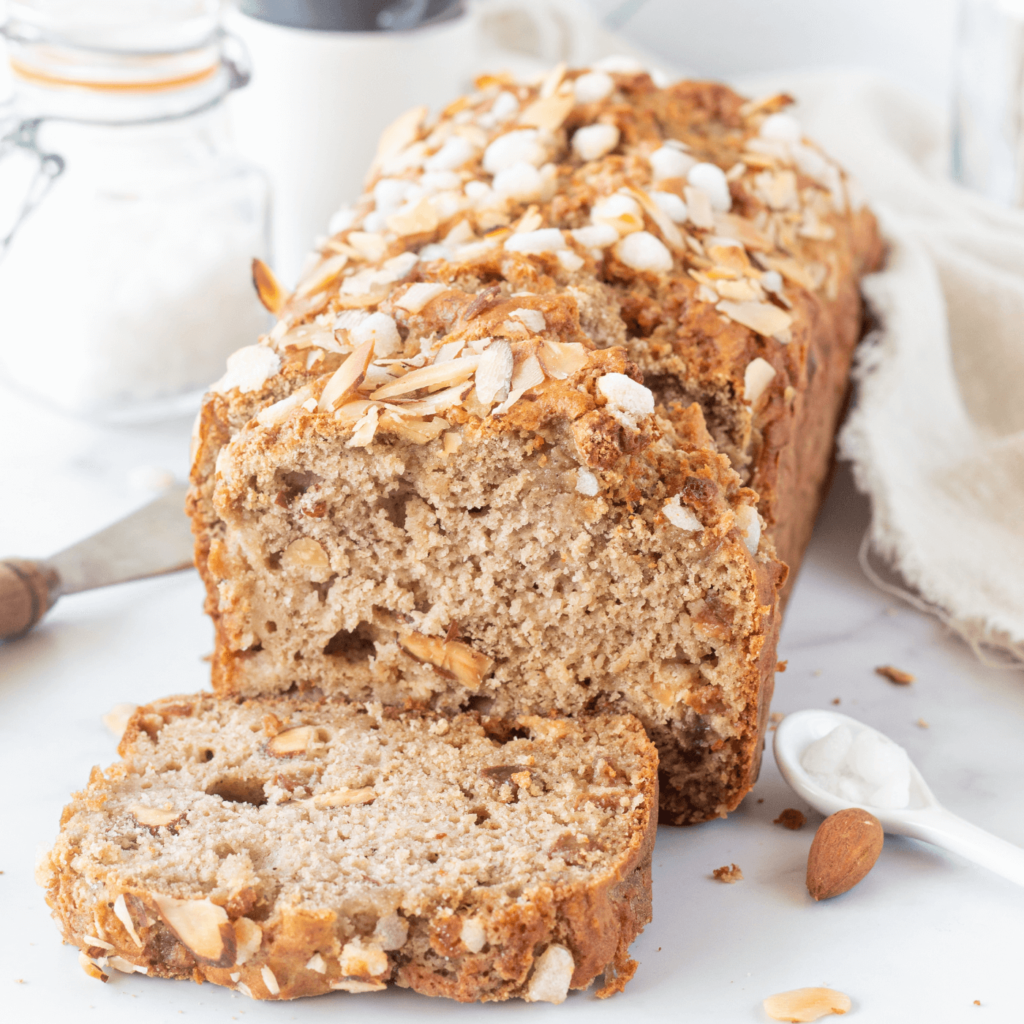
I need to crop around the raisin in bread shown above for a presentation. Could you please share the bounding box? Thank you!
[39,695,656,1003]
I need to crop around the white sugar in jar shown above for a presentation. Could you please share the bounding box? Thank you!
[0,1,270,422]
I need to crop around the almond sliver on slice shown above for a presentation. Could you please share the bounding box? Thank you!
[319,340,374,412]
[620,186,684,251]
[252,258,288,315]
[717,300,792,336]
[389,381,473,416]
[370,355,481,400]
[537,341,589,379]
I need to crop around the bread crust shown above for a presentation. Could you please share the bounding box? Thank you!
[41,696,657,1002]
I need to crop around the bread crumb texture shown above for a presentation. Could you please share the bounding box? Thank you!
[188,66,881,825]
[42,696,656,1003]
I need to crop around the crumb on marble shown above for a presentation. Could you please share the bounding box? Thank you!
[876,665,914,685]
[713,864,743,883]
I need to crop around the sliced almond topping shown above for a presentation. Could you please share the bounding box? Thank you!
[313,787,376,808]
[295,253,349,298]
[537,340,589,379]
[395,281,447,314]
[387,197,440,237]
[152,895,235,966]
[375,104,427,163]
[744,357,777,406]
[129,804,180,828]
[252,258,287,315]
[400,632,494,689]
[113,894,142,947]
[306,953,327,973]
[388,382,472,416]
[319,340,374,412]
[107,956,146,975]
[621,186,684,250]
[717,300,792,337]
[234,918,262,965]
[378,413,449,445]
[763,987,852,1022]
[510,351,545,393]
[683,186,715,229]
[518,92,575,132]
[340,942,389,978]
[83,933,114,950]
[334,398,374,425]
[370,355,481,400]
[261,965,280,996]
[347,231,388,262]
[346,404,381,447]
[79,950,108,982]
[713,212,773,251]
[539,60,567,98]
[474,339,514,404]
[257,386,314,427]
[266,725,315,757]
[335,290,390,309]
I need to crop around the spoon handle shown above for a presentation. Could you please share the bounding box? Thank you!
[907,808,1024,887]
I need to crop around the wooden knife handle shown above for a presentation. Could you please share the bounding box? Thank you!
[0,559,59,641]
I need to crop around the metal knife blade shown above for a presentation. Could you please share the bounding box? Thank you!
[47,482,195,595]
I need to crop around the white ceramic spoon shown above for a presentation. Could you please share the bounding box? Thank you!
[773,709,1024,887]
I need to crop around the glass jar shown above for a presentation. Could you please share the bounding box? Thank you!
[0,0,270,422]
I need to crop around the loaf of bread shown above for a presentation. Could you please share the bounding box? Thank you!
[39,695,656,1002]
[188,66,880,824]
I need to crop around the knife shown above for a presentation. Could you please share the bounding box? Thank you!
[0,482,195,641]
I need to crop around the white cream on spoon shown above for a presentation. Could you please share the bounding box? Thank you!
[774,709,1024,887]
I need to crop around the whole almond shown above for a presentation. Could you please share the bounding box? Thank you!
[806,807,883,900]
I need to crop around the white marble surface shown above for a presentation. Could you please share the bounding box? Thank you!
[1,382,1022,1022]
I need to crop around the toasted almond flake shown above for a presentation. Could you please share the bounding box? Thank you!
[257,386,312,427]
[102,703,137,740]
[513,206,544,234]
[107,956,145,974]
[539,61,567,98]
[347,404,381,447]
[79,951,108,982]
[374,104,427,165]
[378,413,449,445]
[662,496,702,530]
[331,979,387,993]
[252,258,287,314]
[683,186,715,229]
[84,934,114,950]
[152,895,234,966]
[334,399,373,425]
[510,351,545,393]
[474,339,514,404]
[113,894,142,947]
[347,231,388,262]
[371,355,481,399]
[319,340,374,412]
[340,942,389,978]
[401,632,494,688]
[715,212,773,251]
[696,283,719,303]
[537,340,589,379]
[387,197,439,237]
[230,972,240,982]
[129,804,180,828]
[443,431,462,455]
[388,381,473,416]
[266,725,315,756]
[234,918,262,965]
[236,981,255,998]
[763,987,852,1022]
[301,397,318,412]
[717,300,792,337]
[335,290,390,308]
[620,186,684,250]
[306,953,327,973]
[261,965,280,996]
[395,282,447,314]
[508,307,546,332]
[744,357,776,405]
[519,92,575,132]
[313,787,376,808]
[295,253,348,298]
[591,193,643,236]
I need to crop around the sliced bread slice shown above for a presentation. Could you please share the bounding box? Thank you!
[39,694,657,1003]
